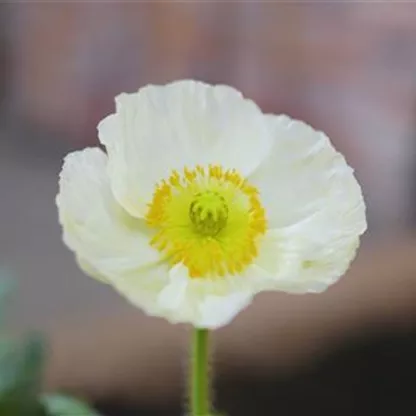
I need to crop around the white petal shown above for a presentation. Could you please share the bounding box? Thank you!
[56,148,160,282]
[157,263,189,311]
[250,114,367,234]
[198,292,252,329]
[113,263,253,329]
[113,263,171,317]
[250,229,359,293]
[247,116,366,293]
[76,255,109,284]
[98,80,272,217]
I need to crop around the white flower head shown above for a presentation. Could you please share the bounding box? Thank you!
[56,80,366,329]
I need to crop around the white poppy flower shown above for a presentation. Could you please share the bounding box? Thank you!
[56,80,366,329]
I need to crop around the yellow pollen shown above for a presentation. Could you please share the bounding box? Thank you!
[146,164,267,278]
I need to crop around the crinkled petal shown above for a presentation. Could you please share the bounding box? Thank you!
[76,255,109,284]
[98,80,272,217]
[56,148,160,281]
[198,292,252,329]
[250,228,359,293]
[247,115,366,292]
[250,115,366,234]
[157,263,189,311]
[114,263,253,329]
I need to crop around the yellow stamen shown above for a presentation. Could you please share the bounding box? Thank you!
[146,165,267,278]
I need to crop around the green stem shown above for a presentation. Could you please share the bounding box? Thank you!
[191,328,210,416]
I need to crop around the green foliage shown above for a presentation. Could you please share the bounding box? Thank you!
[42,395,100,416]
[0,335,46,415]
[0,277,101,415]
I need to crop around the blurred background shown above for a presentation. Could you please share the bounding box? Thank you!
[1,2,416,415]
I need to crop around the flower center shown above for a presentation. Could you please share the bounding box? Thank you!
[146,165,267,278]
[189,191,228,236]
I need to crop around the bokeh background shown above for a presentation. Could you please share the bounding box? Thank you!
[1,2,416,415]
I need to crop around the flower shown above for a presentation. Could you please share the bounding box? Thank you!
[56,80,366,329]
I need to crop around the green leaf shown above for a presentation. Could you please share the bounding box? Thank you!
[42,395,101,416]
[0,334,45,415]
